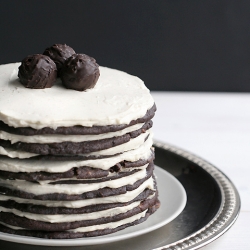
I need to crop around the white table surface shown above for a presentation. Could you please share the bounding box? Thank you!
[151,92,249,250]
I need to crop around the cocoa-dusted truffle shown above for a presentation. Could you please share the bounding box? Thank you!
[18,54,57,89]
[43,44,75,76]
[60,54,100,91]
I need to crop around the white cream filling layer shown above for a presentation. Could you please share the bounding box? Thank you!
[0,168,147,195]
[0,209,148,232]
[0,201,141,223]
[0,130,152,159]
[0,136,153,172]
[70,210,148,233]
[0,64,154,129]
[0,123,144,144]
[0,146,38,158]
[0,222,24,230]
[0,177,154,208]
[84,130,151,156]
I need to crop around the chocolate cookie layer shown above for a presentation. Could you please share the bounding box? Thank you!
[0,164,154,201]
[0,121,152,155]
[0,153,154,181]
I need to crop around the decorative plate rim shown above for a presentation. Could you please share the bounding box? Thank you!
[153,140,241,250]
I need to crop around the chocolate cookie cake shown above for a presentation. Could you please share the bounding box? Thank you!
[0,45,160,239]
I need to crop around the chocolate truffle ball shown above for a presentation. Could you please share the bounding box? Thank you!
[43,44,75,76]
[18,54,57,89]
[60,54,100,91]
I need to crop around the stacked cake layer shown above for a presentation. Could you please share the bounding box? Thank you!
[0,63,160,238]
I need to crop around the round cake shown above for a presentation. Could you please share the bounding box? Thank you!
[0,62,160,238]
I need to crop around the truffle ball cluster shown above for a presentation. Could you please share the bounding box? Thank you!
[18,44,100,91]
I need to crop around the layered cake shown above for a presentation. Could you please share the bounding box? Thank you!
[0,45,159,239]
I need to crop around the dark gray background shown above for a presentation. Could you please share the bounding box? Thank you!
[1,0,250,91]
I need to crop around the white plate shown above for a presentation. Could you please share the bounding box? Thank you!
[0,166,186,246]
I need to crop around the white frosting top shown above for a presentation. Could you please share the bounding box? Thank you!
[0,63,154,129]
